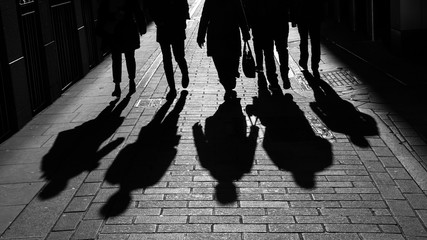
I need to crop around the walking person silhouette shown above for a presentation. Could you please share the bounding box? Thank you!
[292,0,326,78]
[245,0,292,91]
[96,0,146,97]
[147,0,190,100]
[197,0,251,101]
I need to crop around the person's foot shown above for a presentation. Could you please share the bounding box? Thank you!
[166,89,177,101]
[112,84,121,97]
[182,74,189,88]
[129,80,136,94]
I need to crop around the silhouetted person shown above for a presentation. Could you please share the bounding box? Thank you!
[40,95,132,199]
[292,0,325,78]
[101,91,187,217]
[193,99,258,204]
[96,0,146,97]
[245,0,292,90]
[246,92,332,188]
[197,0,251,100]
[303,71,378,147]
[147,0,190,100]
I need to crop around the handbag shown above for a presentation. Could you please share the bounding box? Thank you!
[242,41,256,78]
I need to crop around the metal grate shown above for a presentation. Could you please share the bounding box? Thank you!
[19,1,49,113]
[320,70,361,87]
[81,0,99,68]
[0,15,13,142]
[51,0,82,90]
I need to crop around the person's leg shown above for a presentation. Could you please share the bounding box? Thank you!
[263,37,278,88]
[252,27,264,72]
[171,40,189,88]
[275,23,290,89]
[297,22,309,70]
[124,50,136,93]
[213,56,237,100]
[309,21,322,77]
[160,42,176,99]
[112,51,122,97]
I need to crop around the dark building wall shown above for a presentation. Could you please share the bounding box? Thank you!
[0,0,104,143]
[326,0,427,59]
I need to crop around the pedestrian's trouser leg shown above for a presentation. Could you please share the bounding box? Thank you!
[252,27,264,72]
[124,50,136,81]
[264,38,278,85]
[112,51,122,83]
[309,21,321,71]
[172,40,188,75]
[297,22,309,69]
[160,42,176,90]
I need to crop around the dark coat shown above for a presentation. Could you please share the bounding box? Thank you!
[292,0,326,23]
[245,0,290,34]
[97,0,146,52]
[148,0,190,43]
[197,0,250,57]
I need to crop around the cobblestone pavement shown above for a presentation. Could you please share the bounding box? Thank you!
[1,0,427,239]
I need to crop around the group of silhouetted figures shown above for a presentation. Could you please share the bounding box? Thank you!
[95,0,326,100]
[38,0,379,217]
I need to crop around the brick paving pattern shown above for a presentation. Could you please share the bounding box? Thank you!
[1,0,427,239]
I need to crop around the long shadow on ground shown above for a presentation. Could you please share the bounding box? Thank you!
[40,95,131,199]
[304,70,379,148]
[193,97,258,204]
[246,73,332,188]
[100,90,188,217]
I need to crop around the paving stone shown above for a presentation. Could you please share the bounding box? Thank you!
[348,216,396,224]
[387,168,412,180]
[379,225,402,233]
[98,234,130,240]
[72,220,102,239]
[46,231,74,240]
[0,183,44,206]
[395,180,423,193]
[244,233,299,240]
[416,210,427,229]
[296,216,348,224]
[102,224,156,234]
[377,185,405,199]
[269,224,323,233]
[386,200,416,216]
[158,224,211,233]
[53,212,84,231]
[302,233,360,240]
[339,200,387,208]
[405,194,427,209]
[359,233,405,240]
[190,216,240,224]
[324,224,380,232]
[0,206,24,235]
[185,233,241,240]
[242,216,294,224]
[395,217,427,237]
[65,196,93,212]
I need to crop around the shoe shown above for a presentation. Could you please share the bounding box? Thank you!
[166,89,177,101]
[129,80,136,94]
[112,84,121,97]
[182,74,189,88]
